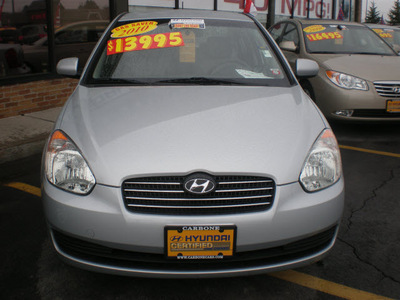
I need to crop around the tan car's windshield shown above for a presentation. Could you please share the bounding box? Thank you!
[86,19,289,86]
[303,24,396,56]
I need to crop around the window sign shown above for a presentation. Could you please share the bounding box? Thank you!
[221,0,334,19]
[129,0,334,19]
[174,0,214,10]
[129,0,175,8]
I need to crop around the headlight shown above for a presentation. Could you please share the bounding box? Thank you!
[45,130,95,195]
[326,70,368,91]
[300,129,342,192]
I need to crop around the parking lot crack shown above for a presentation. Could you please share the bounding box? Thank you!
[338,237,400,285]
[339,167,400,285]
[345,169,395,231]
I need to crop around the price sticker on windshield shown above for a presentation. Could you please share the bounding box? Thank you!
[303,25,326,33]
[379,33,393,38]
[306,32,343,42]
[107,32,185,55]
[111,21,158,38]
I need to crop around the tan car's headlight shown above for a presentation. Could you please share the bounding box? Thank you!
[326,70,368,91]
[300,129,342,192]
[45,130,96,195]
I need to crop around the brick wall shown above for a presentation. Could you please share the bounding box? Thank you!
[0,78,78,119]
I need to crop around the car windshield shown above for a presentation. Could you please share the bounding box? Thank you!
[85,18,289,86]
[371,27,400,48]
[302,24,396,55]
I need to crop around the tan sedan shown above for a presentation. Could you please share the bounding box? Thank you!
[269,19,400,121]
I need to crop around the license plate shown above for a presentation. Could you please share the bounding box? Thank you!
[165,225,236,260]
[387,100,400,112]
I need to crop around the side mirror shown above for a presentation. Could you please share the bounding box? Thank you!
[295,59,319,78]
[56,57,80,77]
[279,41,297,52]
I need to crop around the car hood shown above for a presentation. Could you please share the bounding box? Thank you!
[58,85,326,186]
[312,54,400,81]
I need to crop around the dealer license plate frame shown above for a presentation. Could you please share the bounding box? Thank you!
[164,225,237,260]
[386,100,400,113]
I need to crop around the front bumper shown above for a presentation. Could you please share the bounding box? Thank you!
[42,177,344,278]
[311,77,400,122]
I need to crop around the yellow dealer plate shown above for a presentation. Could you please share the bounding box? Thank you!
[387,100,400,112]
[165,226,236,259]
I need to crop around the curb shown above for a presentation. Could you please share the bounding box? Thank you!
[0,107,62,164]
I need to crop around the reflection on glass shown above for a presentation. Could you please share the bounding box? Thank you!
[0,0,46,77]
[0,0,109,77]
[52,0,109,71]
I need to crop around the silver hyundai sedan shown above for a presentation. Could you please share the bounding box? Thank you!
[41,9,344,278]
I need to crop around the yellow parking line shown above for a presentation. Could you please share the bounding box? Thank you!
[270,270,393,300]
[5,182,41,197]
[4,182,394,299]
[340,145,400,158]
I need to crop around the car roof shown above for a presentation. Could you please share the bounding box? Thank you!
[119,9,253,23]
[365,23,400,30]
[288,18,365,27]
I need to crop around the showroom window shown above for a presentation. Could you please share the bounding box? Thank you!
[0,0,110,81]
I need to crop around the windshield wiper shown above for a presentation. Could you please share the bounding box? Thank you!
[348,52,389,55]
[91,77,251,86]
[309,51,338,54]
[93,78,152,85]
[154,77,244,85]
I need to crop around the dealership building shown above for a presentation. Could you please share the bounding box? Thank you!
[0,0,356,119]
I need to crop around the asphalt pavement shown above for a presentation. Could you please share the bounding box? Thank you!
[0,107,62,165]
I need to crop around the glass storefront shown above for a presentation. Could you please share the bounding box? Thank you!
[128,0,345,30]
[1,0,355,82]
[0,0,110,80]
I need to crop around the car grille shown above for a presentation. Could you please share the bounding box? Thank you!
[374,81,400,98]
[52,226,337,271]
[122,175,275,215]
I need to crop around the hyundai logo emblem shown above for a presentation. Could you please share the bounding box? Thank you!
[393,87,400,94]
[184,174,216,194]
[170,236,183,242]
